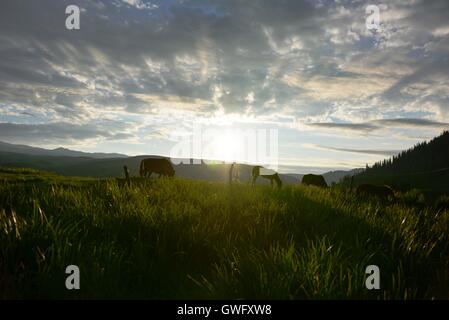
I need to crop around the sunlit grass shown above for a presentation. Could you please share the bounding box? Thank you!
[0,167,448,299]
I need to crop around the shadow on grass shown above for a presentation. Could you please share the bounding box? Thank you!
[1,180,447,299]
[275,188,446,299]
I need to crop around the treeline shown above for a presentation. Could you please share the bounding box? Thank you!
[361,130,449,176]
[350,131,449,193]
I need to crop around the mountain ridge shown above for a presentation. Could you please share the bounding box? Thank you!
[0,141,128,159]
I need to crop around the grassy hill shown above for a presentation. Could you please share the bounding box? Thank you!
[1,167,448,299]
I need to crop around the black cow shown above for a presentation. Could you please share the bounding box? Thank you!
[139,158,175,178]
[356,184,395,199]
[301,174,328,188]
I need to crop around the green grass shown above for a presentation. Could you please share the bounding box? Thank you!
[0,167,448,299]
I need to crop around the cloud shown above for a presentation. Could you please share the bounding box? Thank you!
[375,118,449,128]
[305,122,378,133]
[306,118,449,133]
[0,0,448,150]
[0,0,325,120]
[1,1,447,118]
[310,145,401,157]
[0,122,133,144]
[121,0,158,10]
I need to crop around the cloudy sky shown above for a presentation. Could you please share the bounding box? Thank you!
[1,0,448,173]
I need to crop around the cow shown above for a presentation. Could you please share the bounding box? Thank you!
[356,184,395,200]
[252,166,282,189]
[139,158,175,178]
[301,174,328,188]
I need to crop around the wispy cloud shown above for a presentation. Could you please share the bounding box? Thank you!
[306,118,449,133]
[308,144,401,157]
[305,122,378,133]
[374,118,449,128]
[0,122,133,143]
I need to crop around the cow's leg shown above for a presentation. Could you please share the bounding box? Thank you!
[252,175,257,186]
[270,178,274,188]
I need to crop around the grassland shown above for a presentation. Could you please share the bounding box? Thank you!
[0,167,448,299]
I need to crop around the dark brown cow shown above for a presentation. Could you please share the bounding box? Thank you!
[356,184,395,199]
[252,166,282,189]
[301,174,328,188]
[139,158,175,178]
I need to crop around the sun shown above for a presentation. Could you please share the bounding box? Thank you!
[213,132,242,163]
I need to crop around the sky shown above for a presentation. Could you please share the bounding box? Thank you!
[0,0,448,173]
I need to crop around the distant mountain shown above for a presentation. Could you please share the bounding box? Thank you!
[285,173,304,182]
[286,168,364,185]
[0,141,128,159]
[322,168,364,184]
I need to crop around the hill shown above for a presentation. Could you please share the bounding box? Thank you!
[323,169,364,184]
[287,169,364,185]
[0,141,362,185]
[0,151,299,185]
[352,131,449,192]
[0,141,128,159]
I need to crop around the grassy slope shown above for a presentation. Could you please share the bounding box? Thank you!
[0,167,448,299]
[352,168,449,195]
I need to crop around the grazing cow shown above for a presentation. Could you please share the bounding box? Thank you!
[356,184,395,199]
[301,174,328,188]
[139,158,175,178]
[252,166,282,189]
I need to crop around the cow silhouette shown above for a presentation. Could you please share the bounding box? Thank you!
[139,158,175,178]
[301,174,328,188]
[356,184,395,199]
[252,166,282,189]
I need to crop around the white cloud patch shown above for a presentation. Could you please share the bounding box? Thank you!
[121,0,158,10]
